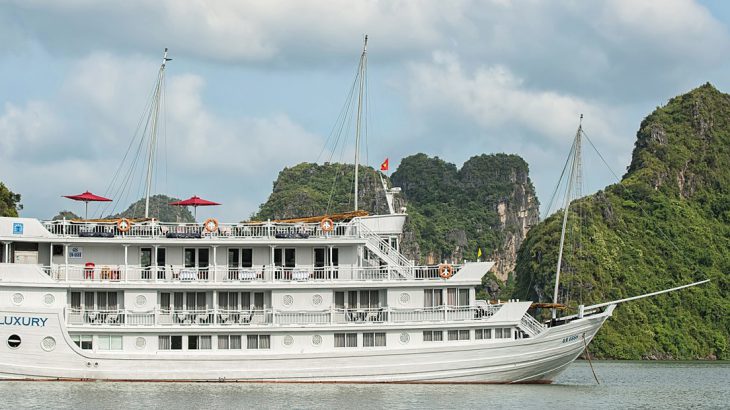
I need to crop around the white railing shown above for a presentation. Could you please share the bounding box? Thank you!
[44,264,452,283]
[42,220,358,240]
[355,218,414,278]
[65,304,504,327]
[519,312,546,336]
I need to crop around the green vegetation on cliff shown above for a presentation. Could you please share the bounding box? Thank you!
[109,194,195,222]
[253,163,391,220]
[392,153,539,271]
[0,182,22,217]
[514,83,730,360]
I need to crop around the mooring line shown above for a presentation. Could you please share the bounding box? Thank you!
[583,332,600,384]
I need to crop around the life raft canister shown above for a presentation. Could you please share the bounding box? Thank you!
[204,218,219,233]
[117,218,132,233]
[438,263,454,279]
[320,218,334,233]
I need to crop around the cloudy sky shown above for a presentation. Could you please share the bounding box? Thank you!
[2,0,729,221]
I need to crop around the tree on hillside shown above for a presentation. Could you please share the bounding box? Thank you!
[0,183,22,217]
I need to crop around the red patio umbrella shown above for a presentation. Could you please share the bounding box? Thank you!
[169,195,221,220]
[63,191,112,220]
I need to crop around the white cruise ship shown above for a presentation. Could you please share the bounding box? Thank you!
[0,212,613,382]
[0,44,706,383]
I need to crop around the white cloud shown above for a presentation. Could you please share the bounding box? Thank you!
[0,52,323,220]
[0,101,63,156]
[406,52,619,146]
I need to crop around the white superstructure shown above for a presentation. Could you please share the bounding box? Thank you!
[0,215,616,382]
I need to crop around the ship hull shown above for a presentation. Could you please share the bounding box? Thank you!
[0,306,611,383]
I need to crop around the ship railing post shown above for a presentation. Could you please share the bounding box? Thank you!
[63,243,69,282]
[443,304,448,322]
[267,219,272,238]
[330,303,334,324]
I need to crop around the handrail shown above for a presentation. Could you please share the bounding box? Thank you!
[65,304,505,327]
[41,219,358,239]
[43,264,458,282]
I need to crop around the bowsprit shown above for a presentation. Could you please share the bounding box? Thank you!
[0,316,47,327]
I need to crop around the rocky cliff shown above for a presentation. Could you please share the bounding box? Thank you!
[252,154,540,287]
[392,153,539,281]
[513,83,730,360]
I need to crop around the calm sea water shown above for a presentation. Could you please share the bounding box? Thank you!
[1,361,727,409]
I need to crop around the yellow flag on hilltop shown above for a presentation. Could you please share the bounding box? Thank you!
[477,248,482,259]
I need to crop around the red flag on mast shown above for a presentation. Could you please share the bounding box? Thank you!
[380,158,389,171]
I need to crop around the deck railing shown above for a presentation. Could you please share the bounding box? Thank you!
[65,304,506,327]
[519,312,547,336]
[42,220,358,240]
[44,264,459,283]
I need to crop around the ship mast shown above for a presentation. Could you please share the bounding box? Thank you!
[353,35,368,211]
[144,48,171,218]
[552,115,583,319]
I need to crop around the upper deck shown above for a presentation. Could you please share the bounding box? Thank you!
[0,215,405,243]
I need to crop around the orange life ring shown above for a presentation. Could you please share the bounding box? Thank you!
[438,263,454,279]
[320,218,334,233]
[117,218,132,233]
[204,218,219,232]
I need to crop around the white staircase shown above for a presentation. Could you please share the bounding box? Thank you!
[355,219,414,279]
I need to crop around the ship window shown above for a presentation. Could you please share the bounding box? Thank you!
[184,249,195,268]
[273,248,296,267]
[424,289,443,307]
[475,328,492,340]
[448,330,470,341]
[253,292,264,310]
[447,288,469,306]
[98,335,123,351]
[334,292,345,309]
[339,290,381,309]
[334,333,358,348]
[228,249,240,268]
[158,335,183,350]
[242,248,253,268]
[188,335,212,350]
[160,293,171,310]
[52,245,63,256]
[171,335,183,349]
[423,330,443,342]
[70,292,81,309]
[247,335,270,349]
[7,334,21,349]
[363,332,386,347]
[72,335,93,350]
[495,328,512,339]
[218,335,241,350]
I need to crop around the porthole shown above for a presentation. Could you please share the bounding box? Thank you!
[400,332,410,344]
[12,293,24,305]
[44,294,55,305]
[282,295,293,306]
[283,335,294,347]
[312,294,323,306]
[135,295,147,307]
[41,337,56,352]
[7,334,21,349]
[311,335,322,346]
[135,337,146,349]
[399,293,410,305]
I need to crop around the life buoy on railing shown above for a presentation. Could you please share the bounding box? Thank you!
[320,218,334,233]
[204,218,219,233]
[117,218,132,233]
[438,263,454,279]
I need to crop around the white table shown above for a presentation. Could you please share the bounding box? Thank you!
[292,270,310,280]
[179,269,197,281]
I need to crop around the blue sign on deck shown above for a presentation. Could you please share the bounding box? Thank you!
[12,223,23,235]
